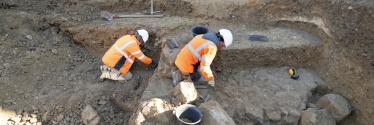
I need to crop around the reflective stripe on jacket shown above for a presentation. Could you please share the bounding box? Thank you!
[175,35,217,80]
[102,35,152,74]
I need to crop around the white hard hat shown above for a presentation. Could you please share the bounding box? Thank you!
[136,29,149,43]
[219,29,233,47]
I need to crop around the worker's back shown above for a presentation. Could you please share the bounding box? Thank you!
[102,35,148,74]
[175,35,217,74]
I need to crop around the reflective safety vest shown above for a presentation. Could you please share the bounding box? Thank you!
[102,35,152,74]
[175,35,217,80]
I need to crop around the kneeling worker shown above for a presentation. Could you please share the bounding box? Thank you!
[174,29,233,86]
[100,29,157,81]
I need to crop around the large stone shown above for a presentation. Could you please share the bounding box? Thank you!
[81,105,100,125]
[316,94,352,121]
[202,67,326,124]
[172,80,198,104]
[129,98,175,125]
[301,108,336,125]
[9,116,21,123]
[156,45,180,78]
[141,74,174,100]
[199,100,236,125]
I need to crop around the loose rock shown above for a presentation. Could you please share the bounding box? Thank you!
[301,108,336,125]
[7,120,15,125]
[199,100,236,125]
[129,98,174,125]
[156,46,179,78]
[25,35,33,40]
[81,105,100,125]
[307,103,318,108]
[51,49,58,55]
[265,110,282,121]
[21,115,29,122]
[172,80,198,104]
[30,114,37,118]
[98,100,107,105]
[316,94,352,121]
[55,114,64,123]
[29,117,38,123]
[10,116,21,123]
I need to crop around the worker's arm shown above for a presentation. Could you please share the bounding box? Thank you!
[127,44,152,65]
[199,44,217,80]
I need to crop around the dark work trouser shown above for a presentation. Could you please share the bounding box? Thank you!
[114,56,127,71]
[190,62,201,82]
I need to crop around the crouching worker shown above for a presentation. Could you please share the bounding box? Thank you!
[174,29,233,86]
[100,29,158,81]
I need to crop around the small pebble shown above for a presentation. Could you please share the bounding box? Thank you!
[21,116,29,122]
[51,49,58,55]
[7,120,15,125]
[55,114,64,122]
[10,116,21,123]
[29,117,37,123]
[26,35,33,40]
[98,100,107,105]
[22,112,29,117]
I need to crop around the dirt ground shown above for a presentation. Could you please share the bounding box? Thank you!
[0,0,373,125]
[0,9,158,124]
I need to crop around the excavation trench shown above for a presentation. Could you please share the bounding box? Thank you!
[66,18,332,124]
[155,25,325,125]
[1,0,373,125]
[61,5,369,123]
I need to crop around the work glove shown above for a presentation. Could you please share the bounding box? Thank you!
[208,80,215,87]
[148,61,158,69]
[140,45,151,53]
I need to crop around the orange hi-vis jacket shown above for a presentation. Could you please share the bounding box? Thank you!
[102,35,152,74]
[175,35,218,80]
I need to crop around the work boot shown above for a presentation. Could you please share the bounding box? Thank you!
[115,72,133,84]
[99,65,110,81]
[99,65,132,81]
[108,70,131,81]
[119,72,133,81]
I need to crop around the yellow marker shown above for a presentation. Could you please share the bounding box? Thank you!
[288,68,296,76]
[288,68,300,80]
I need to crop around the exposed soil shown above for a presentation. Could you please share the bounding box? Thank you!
[0,9,157,125]
[0,0,373,125]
